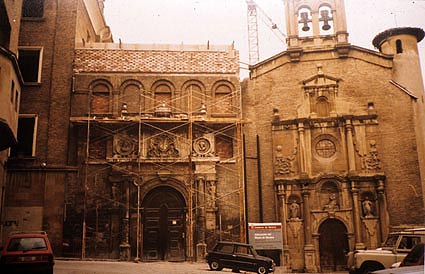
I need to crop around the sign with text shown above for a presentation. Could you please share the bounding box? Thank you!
[248,222,283,250]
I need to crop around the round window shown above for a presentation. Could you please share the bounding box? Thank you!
[315,139,336,158]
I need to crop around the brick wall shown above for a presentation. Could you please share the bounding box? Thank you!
[243,47,425,225]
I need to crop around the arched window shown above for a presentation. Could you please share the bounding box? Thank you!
[121,81,143,114]
[183,81,205,114]
[298,7,313,37]
[319,5,334,35]
[91,82,111,114]
[316,96,330,117]
[152,81,174,108]
[213,83,233,114]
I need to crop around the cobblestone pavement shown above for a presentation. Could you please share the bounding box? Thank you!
[55,259,350,274]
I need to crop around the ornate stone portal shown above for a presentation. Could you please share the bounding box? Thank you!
[272,66,389,272]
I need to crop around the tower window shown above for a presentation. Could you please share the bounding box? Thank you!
[319,5,334,35]
[22,0,44,18]
[396,39,403,54]
[298,7,313,37]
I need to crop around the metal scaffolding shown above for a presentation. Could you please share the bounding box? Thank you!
[68,78,245,260]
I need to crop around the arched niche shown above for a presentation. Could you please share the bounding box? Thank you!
[120,80,144,114]
[89,79,113,114]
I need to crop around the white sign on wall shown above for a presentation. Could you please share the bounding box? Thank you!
[248,222,283,250]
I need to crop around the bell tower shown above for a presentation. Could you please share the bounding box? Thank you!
[284,0,350,58]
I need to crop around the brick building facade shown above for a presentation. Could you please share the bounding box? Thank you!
[243,0,425,272]
[3,0,112,251]
[0,0,23,239]
[67,43,243,261]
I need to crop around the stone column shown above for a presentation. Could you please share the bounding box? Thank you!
[345,119,356,173]
[196,176,207,261]
[350,181,365,250]
[120,181,131,261]
[376,179,389,244]
[298,122,307,174]
[205,180,217,232]
[302,187,316,272]
[277,184,290,272]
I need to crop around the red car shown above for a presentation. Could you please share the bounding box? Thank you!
[0,231,54,274]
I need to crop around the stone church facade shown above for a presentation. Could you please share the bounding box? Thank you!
[243,0,425,272]
[66,43,244,261]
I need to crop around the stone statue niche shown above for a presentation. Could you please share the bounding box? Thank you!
[360,192,376,218]
[320,181,340,212]
[288,195,302,220]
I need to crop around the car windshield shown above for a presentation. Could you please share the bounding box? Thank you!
[7,237,47,251]
[382,235,399,248]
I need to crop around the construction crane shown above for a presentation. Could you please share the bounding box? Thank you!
[246,0,286,65]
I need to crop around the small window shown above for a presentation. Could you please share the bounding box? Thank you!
[398,236,422,250]
[15,90,19,112]
[316,96,330,117]
[22,0,44,18]
[10,80,15,103]
[10,115,38,158]
[396,39,403,54]
[236,245,252,255]
[217,243,234,253]
[18,48,43,83]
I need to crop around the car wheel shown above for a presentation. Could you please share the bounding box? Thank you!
[257,265,268,274]
[209,260,223,271]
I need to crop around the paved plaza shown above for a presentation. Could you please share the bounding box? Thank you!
[54,259,349,274]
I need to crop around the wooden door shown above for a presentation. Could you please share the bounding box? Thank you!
[319,219,348,271]
[142,186,186,261]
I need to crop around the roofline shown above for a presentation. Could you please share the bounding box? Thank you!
[249,44,392,70]
[75,42,237,53]
[372,27,425,49]
[390,80,419,99]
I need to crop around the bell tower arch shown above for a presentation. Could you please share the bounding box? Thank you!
[284,0,350,57]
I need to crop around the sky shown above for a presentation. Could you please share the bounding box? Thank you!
[103,0,425,79]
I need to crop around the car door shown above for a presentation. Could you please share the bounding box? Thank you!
[234,245,257,272]
[216,243,237,268]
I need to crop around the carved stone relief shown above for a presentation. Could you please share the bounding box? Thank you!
[113,133,137,158]
[363,218,379,249]
[193,134,215,157]
[206,180,217,209]
[320,182,340,212]
[323,193,339,212]
[147,134,179,158]
[275,142,298,176]
[359,140,382,171]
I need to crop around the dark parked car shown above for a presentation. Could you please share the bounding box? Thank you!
[206,241,275,274]
[0,231,54,274]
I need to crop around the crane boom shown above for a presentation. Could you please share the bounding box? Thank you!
[247,0,260,65]
[246,0,286,65]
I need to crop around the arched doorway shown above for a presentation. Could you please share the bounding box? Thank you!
[142,186,186,261]
[319,218,348,271]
